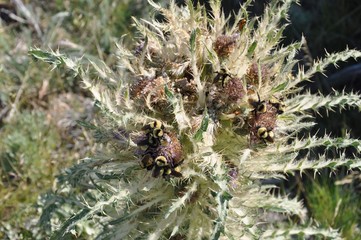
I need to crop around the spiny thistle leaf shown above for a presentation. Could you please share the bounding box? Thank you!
[287,90,361,113]
[29,48,81,74]
[261,225,342,239]
[193,112,209,141]
[292,48,361,90]
[50,209,91,240]
[247,41,257,57]
[190,28,199,53]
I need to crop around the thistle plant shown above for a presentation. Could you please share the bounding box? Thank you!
[30,0,361,239]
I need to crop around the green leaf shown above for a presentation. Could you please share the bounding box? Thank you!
[50,208,91,240]
[211,224,224,240]
[202,152,213,157]
[164,85,174,100]
[95,172,123,180]
[272,81,288,92]
[247,41,257,58]
[76,120,97,130]
[29,47,80,75]
[109,214,130,225]
[193,112,209,141]
[190,28,199,53]
[221,191,233,202]
[28,48,65,67]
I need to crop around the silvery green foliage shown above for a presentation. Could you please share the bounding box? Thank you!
[30,0,361,239]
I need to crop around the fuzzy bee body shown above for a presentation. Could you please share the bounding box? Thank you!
[249,93,267,116]
[214,68,232,87]
[269,96,285,114]
[141,120,166,147]
[256,126,274,143]
[142,120,164,133]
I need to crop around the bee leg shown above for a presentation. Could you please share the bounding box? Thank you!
[152,166,164,178]
[171,166,183,177]
[148,136,161,147]
[140,154,154,169]
[162,167,173,179]
[137,137,151,146]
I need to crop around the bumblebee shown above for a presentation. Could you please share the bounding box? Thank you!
[166,165,182,178]
[249,93,267,115]
[153,128,164,138]
[269,96,285,114]
[214,68,232,87]
[142,120,166,147]
[142,120,165,134]
[256,126,274,143]
[152,162,183,178]
[147,129,165,147]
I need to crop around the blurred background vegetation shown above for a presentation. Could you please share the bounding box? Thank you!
[0,0,360,239]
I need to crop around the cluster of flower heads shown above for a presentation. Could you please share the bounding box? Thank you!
[129,23,288,177]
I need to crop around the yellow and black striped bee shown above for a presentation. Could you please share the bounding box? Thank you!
[256,126,274,143]
[142,120,165,147]
[152,164,183,178]
[142,120,165,135]
[214,68,232,87]
[249,93,267,116]
[269,96,285,114]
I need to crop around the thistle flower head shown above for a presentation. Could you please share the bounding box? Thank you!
[30,0,361,239]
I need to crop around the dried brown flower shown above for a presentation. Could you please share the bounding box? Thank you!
[213,34,239,57]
